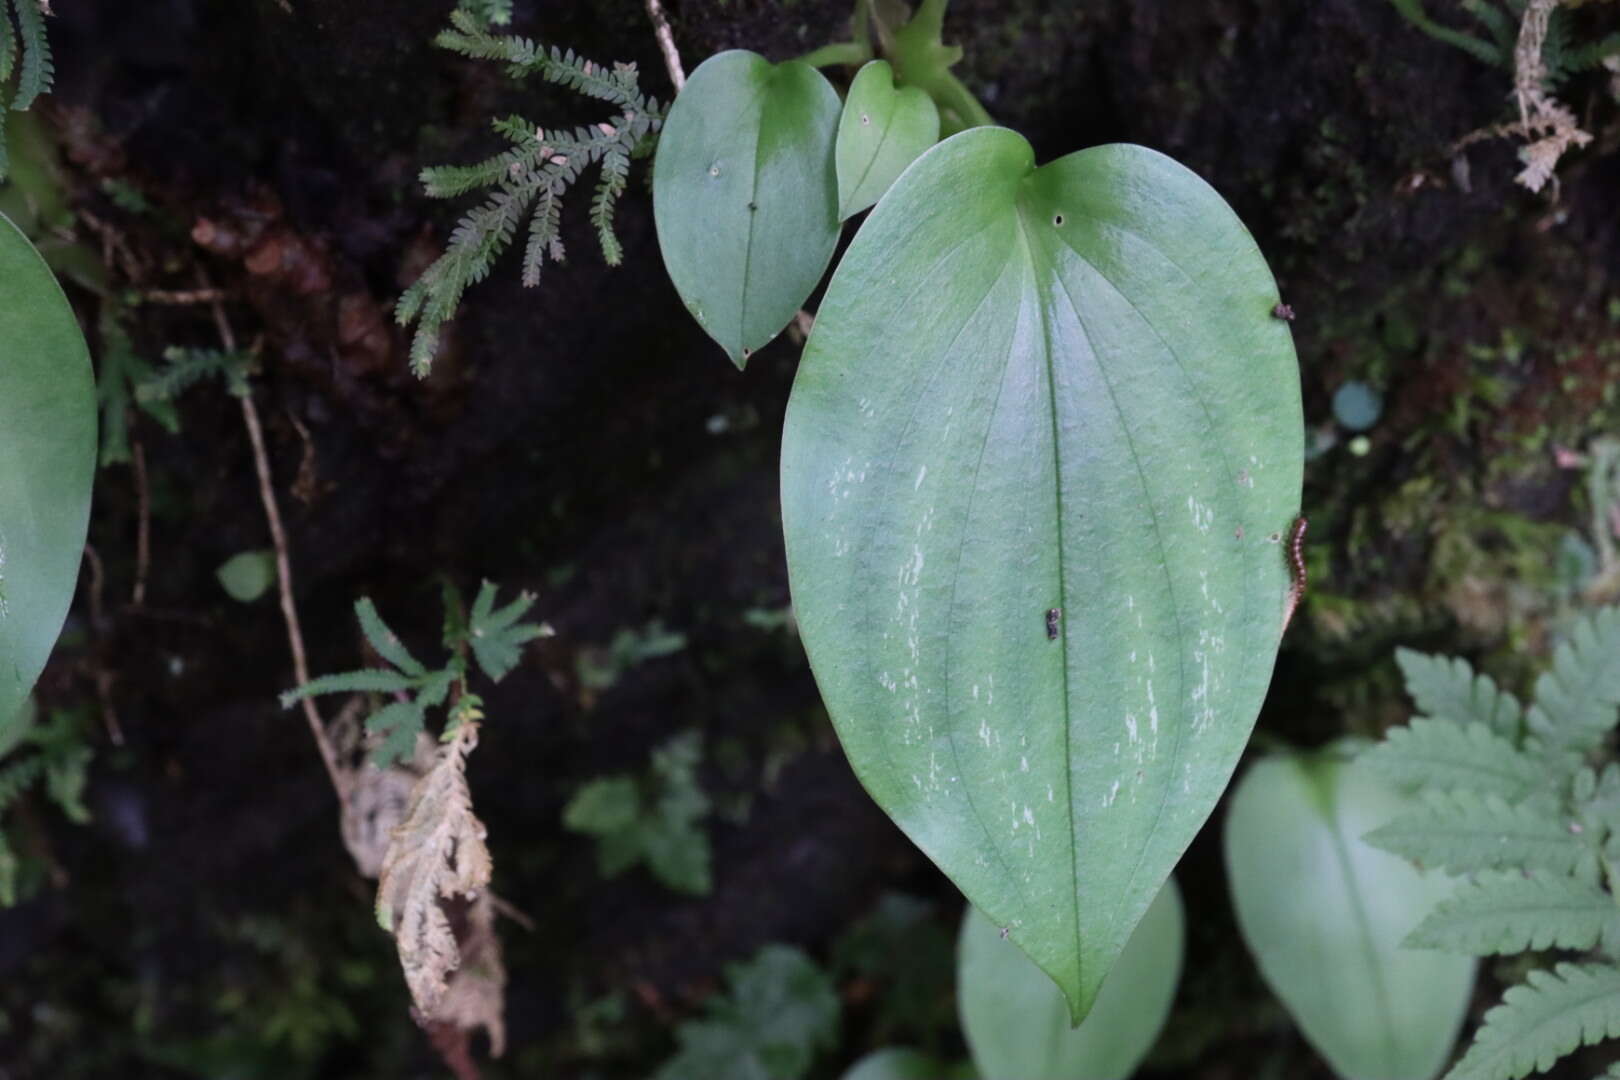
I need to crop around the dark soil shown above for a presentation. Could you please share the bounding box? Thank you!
[4,0,1618,1077]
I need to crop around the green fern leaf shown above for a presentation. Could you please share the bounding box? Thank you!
[456,0,512,27]
[0,830,15,907]
[420,154,521,199]
[1388,0,1505,67]
[137,347,253,404]
[365,699,425,768]
[1526,607,1620,759]
[592,144,629,266]
[400,12,665,376]
[355,597,427,678]
[0,755,45,808]
[279,668,417,708]
[1407,871,1620,956]
[1365,790,1593,877]
[0,0,15,88]
[1360,717,1543,801]
[1446,962,1620,1080]
[1397,646,1524,740]
[1461,0,1517,56]
[11,0,52,112]
[467,580,550,682]
[520,186,562,288]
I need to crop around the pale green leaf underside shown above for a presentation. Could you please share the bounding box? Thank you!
[1225,754,1475,1080]
[958,878,1182,1080]
[836,60,940,219]
[0,212,96,726]
[839,1048,974,1080]
[781,128,1302,1018]
[653,50,841,368]
[1447,963,1620,1080]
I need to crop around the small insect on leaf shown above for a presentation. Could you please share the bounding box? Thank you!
[1282,516,1307,631]
[1272,302,1295,321]
[1046,608,1062,641]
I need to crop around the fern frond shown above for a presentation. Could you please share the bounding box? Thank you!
[279,668,417,708]
[356,597,427,678]
[467,580,550,682]
[1563,33,1620,77]
[137,347,253,404]
[592,145,630,266]
[43,744,90,824]
[420,153,524,199]
[1407,871,1620,956]
[0,830,15,907]
[398,189,529,376]
[11,0,51,112]
[366,699,427,768]
[536,48,644,109]
[1396,646,1525,740]
[1462,0,1518,56]
[436,10,534,65]
[1445,962,1620,1080]
[399,12,666,376]
[456,0,512,27]
[0,755,44,809]
[1389,0,1506,66]
[376,721,493,1013]
[1359,717,1544,801]
[1526,606,1620,759]
[1364,790,1593,877]
[0,0,15,89]
[520,186,562,288]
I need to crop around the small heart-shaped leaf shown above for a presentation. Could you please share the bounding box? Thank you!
[0,212,96,725]
[1224,749,1475,1080]
[215,549,276,604]
[959,878,1183,1080]
[836,60,939,219]
[781,127,1301,1019]
[653,50,841,368]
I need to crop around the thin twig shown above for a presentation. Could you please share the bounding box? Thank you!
[81,545,126,747]
[645,0,686,90]
[136,287,229,306]
[131,440,150,606]
[491,893,537,932]
[207,292,349,802]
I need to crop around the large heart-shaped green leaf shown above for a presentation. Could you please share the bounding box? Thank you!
[653,50,841,369]
[959,878,1183,1080]
[1224,749,1475,1080]
[836,60,939,220]
[780,127,1301,1019]
[0,212,96,724]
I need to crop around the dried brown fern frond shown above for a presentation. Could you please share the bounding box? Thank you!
[376,722,498,1026]
[1511,0,1593,191]
[1451,0,1599,193]
[433,893,507,1056]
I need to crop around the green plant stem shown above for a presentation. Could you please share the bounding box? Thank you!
[798,41,874,68]
[886,0,993,134]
